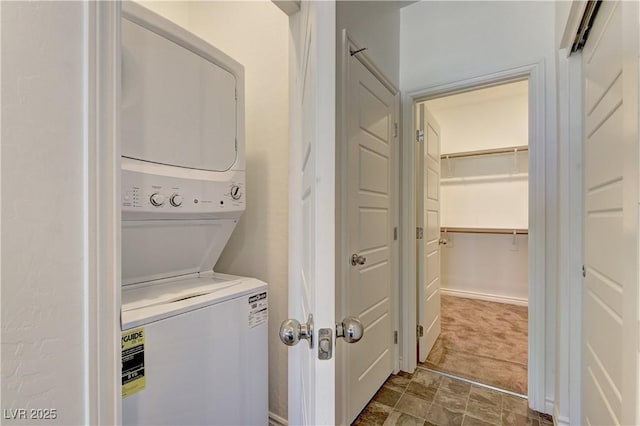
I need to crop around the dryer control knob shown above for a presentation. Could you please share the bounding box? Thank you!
[170,194,183,207]
[150,192,166,207]
[230,185,242,200]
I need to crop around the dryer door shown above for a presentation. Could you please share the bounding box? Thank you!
[122,18,237,172]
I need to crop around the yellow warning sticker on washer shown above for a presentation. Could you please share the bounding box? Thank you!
[122,327,145,398]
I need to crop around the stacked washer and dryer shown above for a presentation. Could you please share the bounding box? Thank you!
[119,3,267,425]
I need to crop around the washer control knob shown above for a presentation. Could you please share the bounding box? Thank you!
[150,193,165,207]
[230,185,242,200]
[170,194,183,207]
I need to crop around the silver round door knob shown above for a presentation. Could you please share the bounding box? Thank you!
[279,314,314,348]
[336,316,364,343]
[279,319,301,346]
[351,254,367,266]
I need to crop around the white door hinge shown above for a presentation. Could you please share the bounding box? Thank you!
[417,325,424,338]
[416,227,424,240]
[416,129,424,143]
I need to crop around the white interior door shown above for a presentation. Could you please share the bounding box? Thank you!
[582,1,639,425]
[418,104,441,362]
[286,2,336,425]
[345,51,396,423]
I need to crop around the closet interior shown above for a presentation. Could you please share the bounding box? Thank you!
[422,80,530,395]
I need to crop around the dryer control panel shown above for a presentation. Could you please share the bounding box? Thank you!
[122,169,245,220]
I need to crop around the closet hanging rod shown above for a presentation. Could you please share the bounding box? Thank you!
[440,145,529,160]
[440,227,528,235]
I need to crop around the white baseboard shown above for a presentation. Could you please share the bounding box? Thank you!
[269,412,288,426]
[440,288,528,307]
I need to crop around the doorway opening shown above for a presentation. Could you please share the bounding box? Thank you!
[416,80,530,397]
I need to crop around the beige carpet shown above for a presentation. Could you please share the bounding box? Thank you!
[421,295,528,395]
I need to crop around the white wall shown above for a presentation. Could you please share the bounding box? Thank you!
[425,82,530,304]
[401,0,558,413]
[1,2,89,423]
[138,1,290,420]
[429,82,528,153]
[136,1,189,28]
[439,154,529,304]
[336,1,400,86]
[428,84,529,229]
[401,1,556,92]
[441,234,528,303]
[439,155,529,229]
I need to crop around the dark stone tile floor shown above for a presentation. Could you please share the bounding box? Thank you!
[352,368,554,426]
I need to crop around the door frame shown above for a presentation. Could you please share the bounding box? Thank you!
[556,4,587,421]
[86,1,122,424]
[400,61,548,412]
[335,30,401,426]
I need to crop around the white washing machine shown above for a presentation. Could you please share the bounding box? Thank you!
[120,3,267,425]
[121,273,267,426]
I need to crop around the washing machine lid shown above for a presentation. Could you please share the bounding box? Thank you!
[122,274,242,312]
[121,219,237,286]
[121,14,238,172]
[121,273,267,329]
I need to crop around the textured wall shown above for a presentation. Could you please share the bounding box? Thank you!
[137,1,290,419]
[1,2,88,423]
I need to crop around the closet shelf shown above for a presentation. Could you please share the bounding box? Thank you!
[440,172,528,183]
[440,145,528,160]
[440,227,528,235]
